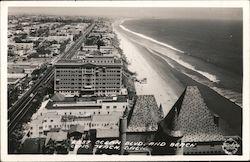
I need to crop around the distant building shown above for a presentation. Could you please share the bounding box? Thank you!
[45,35,72,43]
[13,43,33,51]
[81,45,114,54]
[8,73,28,90]
[8,61,43,76]
[54,55,123,97]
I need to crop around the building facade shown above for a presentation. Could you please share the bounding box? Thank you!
[47,95,128,116]
[54,56,123,97]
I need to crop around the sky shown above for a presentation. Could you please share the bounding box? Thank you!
[9,7,242,20]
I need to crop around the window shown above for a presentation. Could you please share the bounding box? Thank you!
[106,106,110,109]
[30,127,33,130]
[39,126,43,130]
[51,120,53,122]
[113,106,117,109]
[49,125,52,129]
[107,111,110,114]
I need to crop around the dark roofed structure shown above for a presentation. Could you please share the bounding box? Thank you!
[158,86,225,142]
[69,124,85,135]
[21,138,46,154]
[127,95,163,132]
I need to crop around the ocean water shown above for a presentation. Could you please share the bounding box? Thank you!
[121,18,243,107]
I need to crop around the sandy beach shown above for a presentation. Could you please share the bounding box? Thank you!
[113,21,184,116]
[113,20,242,136]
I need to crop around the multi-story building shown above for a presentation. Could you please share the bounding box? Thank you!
[81,45,114,54]
[54,55,123,97]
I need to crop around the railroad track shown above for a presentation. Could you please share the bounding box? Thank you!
[8,23,95,133]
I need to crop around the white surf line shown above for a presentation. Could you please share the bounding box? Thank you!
[145,48,242,108]
[119,24,185,54]
[119,24,220,83]
[183,72,242,108]
[128,33,220,84]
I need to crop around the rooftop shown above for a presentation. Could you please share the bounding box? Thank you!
[48,94,128,110]
[69,124,85,134]
[8,73,27,79]
[159,86,225,142]
[8,78,20,84]
[92,111,122,123]
[55,56,122,67]
[127,95,163,132]
[45,131,68,146]
[96,128,119,138]
[21,138,45,154]
[43,112,60,119]
[51,93,65,102]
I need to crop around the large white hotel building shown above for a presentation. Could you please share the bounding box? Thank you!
[54,54,124,97]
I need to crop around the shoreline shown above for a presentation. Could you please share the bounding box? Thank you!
[113,19,242,135]
[113,21,182,116]
[116,19,242,108]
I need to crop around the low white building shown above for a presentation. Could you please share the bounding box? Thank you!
[28,109,122,138]
[46,94,128,116]
[14,43,33,51]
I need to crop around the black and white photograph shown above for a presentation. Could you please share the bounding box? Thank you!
[0,1,249,161]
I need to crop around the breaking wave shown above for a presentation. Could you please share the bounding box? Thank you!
[146,48,242,107]
[119,22,242,108]
[120,24,185,54]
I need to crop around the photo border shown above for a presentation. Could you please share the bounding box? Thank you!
[1,1,249,161]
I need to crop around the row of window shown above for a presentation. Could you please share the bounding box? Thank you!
[56,74,121,77]
[43,119,55,123]
[56,78,121,81]
[31,121,119,136]
[57,82,120,85]
[106,105,117,109]
[56,69,121,73]
[84,59,116,64]
[56,87,120,90]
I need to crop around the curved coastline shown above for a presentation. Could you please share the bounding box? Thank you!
[114,20,242,136]
[116,19,242,108]
[119,22,220,84]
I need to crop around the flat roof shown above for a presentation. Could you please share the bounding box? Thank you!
[51,94,127,103]
[50,105,102,110]
[96,128,119,138]
[8,78,20,84]
[92,111,122,123]
[8,73,27,79]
